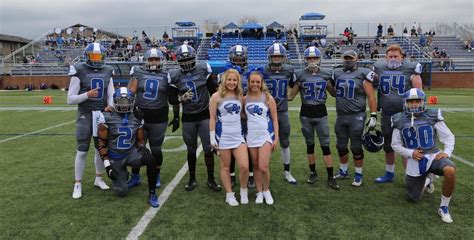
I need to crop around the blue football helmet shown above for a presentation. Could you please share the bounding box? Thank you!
[362,129,384,152]
[228,45,248,69]
[303,46,322,72]
[176,44,196,71]
[403,88,427,113]
[145,48,164,70]
[84,42,106,68]
[113,87,135,113]
[267,43,287,69]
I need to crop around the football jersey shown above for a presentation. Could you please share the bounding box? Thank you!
[130,66,170,109]
[69,62,114,112]
[373,61,422,115]
[169,62,212,114]
[263,64,295,112]
[294,68,332,105]
[332,67,375,115]
[391,109,441,154]
[99,111,143,157]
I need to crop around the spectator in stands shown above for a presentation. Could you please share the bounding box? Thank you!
[357,42,364,52]
[419,34,427,47]
[293,28,298,38]
[464,36,472,52]
[334,45,342,57]
[122,38,128,48]
[276,29,282,40]
[411,26,417,37]
[417,26,423,37]
[127,42,133,52]
[403,27,409,36]
[320,38,327,48]
[57,35,64,50]
[132,30,138,40]
[364,41,371,54]
[325,46,334,59]
[381,37,388,48]
[374,37,381,47]
[377,23,383,38]
[40,82,48,90]
[135,42,142,52]
[427,35,433,46]
[370,48,379,59]
[387,25,394,37]
[162,31,169,41]
[115,38,121,47]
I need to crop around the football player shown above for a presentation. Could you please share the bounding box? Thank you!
[97,87,159,207]
[391,88,456,223]
[288,46,339,190]
[126,48,179,191]
[168,44,221,192]
[330,50,377,187]
[218,45,255,189]
[263,43,297,184]
[67,42,113,199]
[373,45,423,183]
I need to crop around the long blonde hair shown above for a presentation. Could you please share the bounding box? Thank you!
[218,68,243,98]
[247,71,270,103]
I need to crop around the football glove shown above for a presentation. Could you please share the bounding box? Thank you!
[178,89,194,102]
[104,160,118,181]
[366,112,377,130]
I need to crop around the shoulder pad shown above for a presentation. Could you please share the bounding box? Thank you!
[391,112,406,129]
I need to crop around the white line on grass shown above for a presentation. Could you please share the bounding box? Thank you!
[451,154,474,168]
[0,120,75,143]
[126,144,203,240]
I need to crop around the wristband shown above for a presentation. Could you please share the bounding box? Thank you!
[103,159,111,167]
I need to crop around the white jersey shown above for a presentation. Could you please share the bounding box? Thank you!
[216,96,244,149]
[245,94,275,147]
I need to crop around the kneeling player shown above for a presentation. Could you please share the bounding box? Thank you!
[391,88,456,223]
[97,87,159,207]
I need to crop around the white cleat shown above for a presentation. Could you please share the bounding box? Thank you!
[240,188,249,205]
[284,171,297,184]
[72,183,82,199]
[94,177,110,190]
[225,193,239,206]
[263,190,274,205]
[438,206,453,223]
[255,192,264,204]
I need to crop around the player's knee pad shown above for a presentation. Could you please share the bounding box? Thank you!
[77,143,89,152]
[114,186,128,197]
[320,145,331,156]
[337,147,349,157]
[280,139,290,148]
[306,144,315,154]
[351,149,364,160]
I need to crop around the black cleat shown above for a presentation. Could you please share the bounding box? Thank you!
[307,172,318,184]
[328,177,340,190]
[207,179,222,192]
[247,176,256,189]
[184,179,197,191]
[230,175,236,188]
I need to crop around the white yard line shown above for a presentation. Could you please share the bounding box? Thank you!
[451,154,474,168]
[126,144,203,240]
[0,120,75,143]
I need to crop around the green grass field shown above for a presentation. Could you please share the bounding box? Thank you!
[0,89,473,239]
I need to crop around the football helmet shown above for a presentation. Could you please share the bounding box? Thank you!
[228,45,248,69]
[403,88,427,113]
[84,42,106,68]
[303,46,322,72]
[267,43,287,70]
[176,44,196,71]
[113,87,135,113]
[362,129,384,152]
[145,48,164,70]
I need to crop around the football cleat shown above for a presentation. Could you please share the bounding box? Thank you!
[284,171,297,184]
[352,173,363,187]
[255,192,264,204]
[438,206,453,223]
[247,176,256,189]
[335,169,349,179]
[263,190,274,205]
[184,179,197,191]
[72,182,82,199]
[127,174,142,189]
[307,172,318,184]
[374,171,394,183]
[207,179,222,192]
[148,193,159,208]
[156,174,161,188]
[328,177,341,190]
[94,177,110,190]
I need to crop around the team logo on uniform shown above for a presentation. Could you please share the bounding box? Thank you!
[224,103,240,114]
[246,104,263,116]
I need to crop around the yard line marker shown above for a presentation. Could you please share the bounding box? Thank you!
[451,154,474,168]
[0,120,75,143]
[127,144,203,239]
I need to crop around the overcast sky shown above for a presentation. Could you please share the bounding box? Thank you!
[0,0,472,39]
